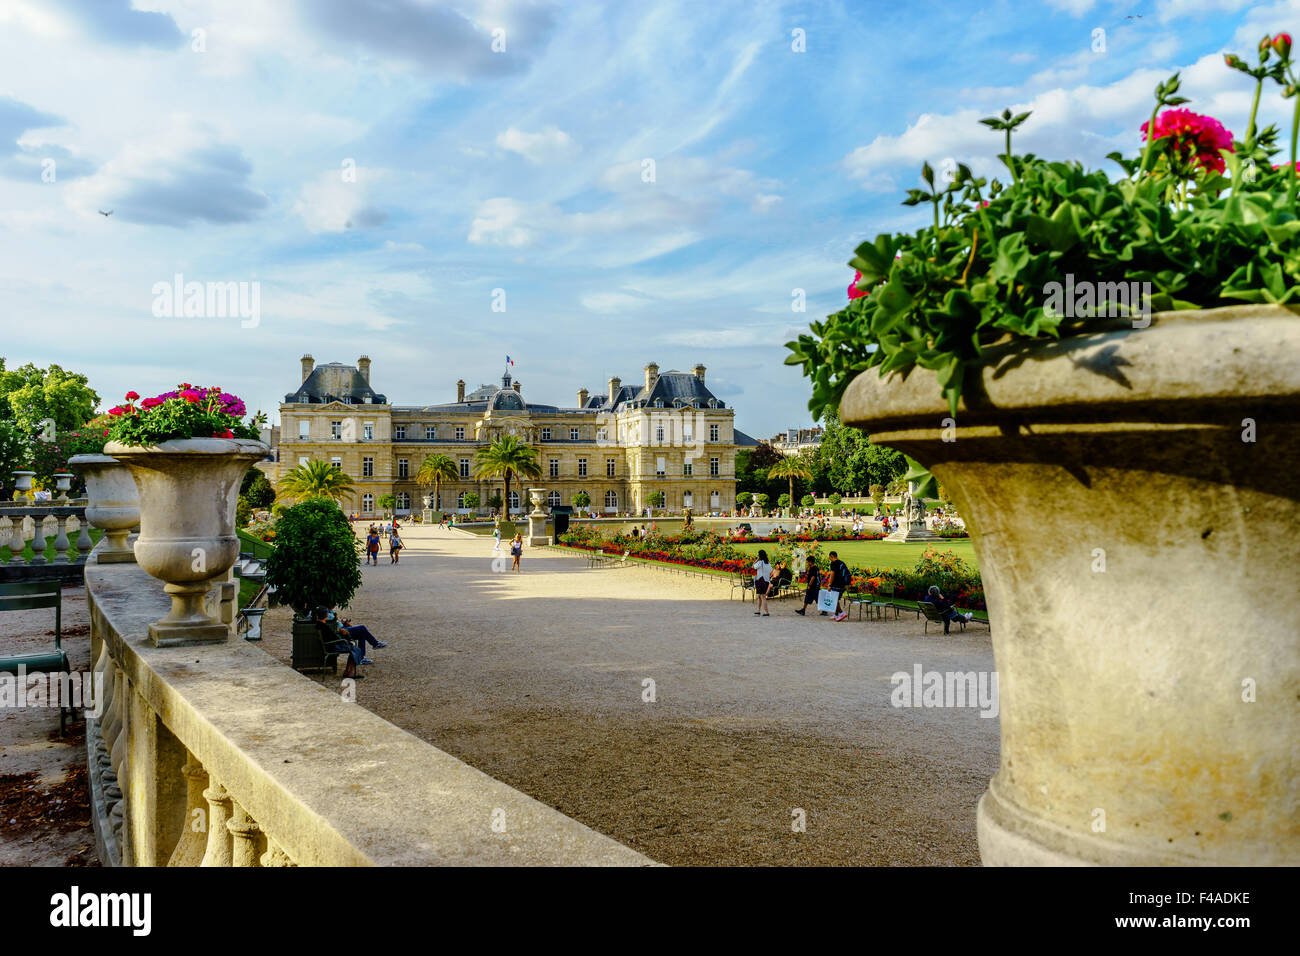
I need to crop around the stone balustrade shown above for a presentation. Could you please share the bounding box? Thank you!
[85,558,651,866]
[0,502,94,583]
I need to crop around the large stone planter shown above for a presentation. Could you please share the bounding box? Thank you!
[68,454,140,563]
[105,438,269,646]
[839,304,1299,866]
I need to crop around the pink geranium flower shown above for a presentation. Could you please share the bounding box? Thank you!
[1141,108,1234,174]
[847,270,869,300]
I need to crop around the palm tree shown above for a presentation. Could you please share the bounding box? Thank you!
[415,453,458,511]
[473,434,541,517]
[768,456,812,512]
[276,458,355,505]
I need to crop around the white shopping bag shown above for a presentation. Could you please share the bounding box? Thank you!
[817,589,839,614]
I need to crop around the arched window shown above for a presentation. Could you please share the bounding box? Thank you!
[362,493,374,513]
[547,491,561,507]
[508,490,520,512]
[457,492,466,508]
[396,493,410,510]
[604,490,618,510]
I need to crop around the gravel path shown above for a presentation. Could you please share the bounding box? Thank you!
[259,526,1000,865]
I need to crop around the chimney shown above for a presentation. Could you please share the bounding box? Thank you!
[692,363,706,384]
[577,387,589,408]
[644,362,659,394]
[457,379,466,402]
[608,376,621,401]
[357,355,371,384]
[301,354,314,383]
[513,381,521,393]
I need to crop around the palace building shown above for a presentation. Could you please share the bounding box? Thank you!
[260,355,754,516]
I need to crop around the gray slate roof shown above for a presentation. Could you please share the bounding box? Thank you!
[285,363,387,404]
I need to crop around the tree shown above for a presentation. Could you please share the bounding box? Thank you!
[487,491,503,511]
[415,453,457,511]
[572,490,590,510]
[646,490,665,508]
[870,483,885,514]
[778,493,791,508]
[240,468,275,509]
[263,498,362,615]
[754,493,769,511]
[0,360,100,437]
[736,491,753,508]
[0,420,29,500]
[800,493,815,508]
[734,441,786,502]
[473,435,541,521]
[828,493,842,506]
[378,493,396,516]
[276,458,355,504]
[463,491,480,511]
[813,410,906,495]
[768,456,812,510]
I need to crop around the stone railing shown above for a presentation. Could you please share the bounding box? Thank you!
[0,501,94,583]
[84,559,651,866]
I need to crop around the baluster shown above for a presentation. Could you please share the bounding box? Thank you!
[167,755,210,867]
[7,513,26,565]
[227,801,262,867]
[29,514,48,565]
[200,780,234,867]
[260,836,296,867]
[0,517,8,559]
[52,515,70,563]
[73,515,92,562]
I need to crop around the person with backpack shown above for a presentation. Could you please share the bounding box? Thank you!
[365,528,381,566]
[795,556,821,616]
[827,550,852,621]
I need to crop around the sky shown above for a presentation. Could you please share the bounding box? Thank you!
[0,0,1294,440]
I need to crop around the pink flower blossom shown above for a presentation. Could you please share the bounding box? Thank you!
[847,270,869,300]
[1141,108,1234,175]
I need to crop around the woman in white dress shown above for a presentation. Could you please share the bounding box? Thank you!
[752,549,773,617]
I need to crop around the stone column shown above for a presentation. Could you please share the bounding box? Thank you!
[167,755,210,867]
[124,692,188,866]
[526,487,549,547]
[200,780,234,867]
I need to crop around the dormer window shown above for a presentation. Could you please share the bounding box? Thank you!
[654,399,663,408]
[707,399,717,408]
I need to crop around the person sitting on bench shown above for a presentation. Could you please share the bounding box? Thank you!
[926,586,974,634]
[313,607,387,676]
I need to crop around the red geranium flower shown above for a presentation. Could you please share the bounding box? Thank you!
[1140,108,1234,174]
[213,428,235,439]
[125,391,139,401]
[108,406,125,416]
[847,270,870,300]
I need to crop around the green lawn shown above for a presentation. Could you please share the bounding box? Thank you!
[730,537,978,571]
[0,527,103,564]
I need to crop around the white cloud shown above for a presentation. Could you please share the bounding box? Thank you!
[1045,0,1097,15]
[1157,0,1257,24]
[580,291,651,313]
[293,166,389,233]
[467,196,542,247]
[496,125,579,163]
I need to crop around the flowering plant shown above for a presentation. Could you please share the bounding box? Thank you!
[788,32,1300,459]
[106,384,266,446]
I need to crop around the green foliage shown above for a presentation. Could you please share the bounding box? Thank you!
[463,491,480,510]
[277,458,355,504]
[263,498,362,614]
[813,411,906,495]
[800,493,815,507]
[828,493,842,505]
[240,468,275,509]
[487,491,503,510]
[474,435,541,518]
[416,453,457,506]
[571,490,590,509]
[0,360,100,436]
[787,57,1300,421]
[235,497,252,529]
[736,491,753,508]
[28,422,108,487]
[0,420,29,497]
[646,490,666,507]
[778,493,791,508]
[753,493,769,509]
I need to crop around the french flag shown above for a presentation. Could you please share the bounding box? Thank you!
[506,355,514,366]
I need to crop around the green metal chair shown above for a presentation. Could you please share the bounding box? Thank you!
[0,579,71,733]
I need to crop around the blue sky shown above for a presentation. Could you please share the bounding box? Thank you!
[0,0,1293,439]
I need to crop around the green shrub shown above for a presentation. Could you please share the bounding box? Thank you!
[263,498,361,615]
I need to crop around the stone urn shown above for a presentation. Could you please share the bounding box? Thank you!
[68,455,140,564]
[11,470,35,503]
[839,304,1299,867]
[526,487,549,547]
[52,472,74,504]
[104,438,269,646]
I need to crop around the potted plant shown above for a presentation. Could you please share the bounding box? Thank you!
[787,37,1300,866]
[263,498,362,670]
[67,454,139,563]
[102,385,267,645]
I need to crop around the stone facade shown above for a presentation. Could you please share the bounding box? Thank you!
[260,356,740,516]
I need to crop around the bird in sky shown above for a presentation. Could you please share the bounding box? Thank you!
[98,209,113,217]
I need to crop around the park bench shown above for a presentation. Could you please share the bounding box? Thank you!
[0,579,71,733]
[730,575,755,601]
[851,584,902,620]
[291,618,344,674]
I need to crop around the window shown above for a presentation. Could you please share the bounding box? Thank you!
[425,426,436,440]
[710,424,719,442]
[398,458,408,478]
[710,490,720,508]
[541,427,551,441]
[298,456,309,467]
[683,491,693,507]
[547,491,561,507]
[577,458,587,477]
[330,456,342,470]
[549,459,559,478]
[455,427,465,441]
[570,427,580,441]
[684,461,693,476]
[596,427,607,443]
[508,491,520,512]
[363,422,373,441]
[362,456,374,477]
[459,458,470,478]
[298,420,310,440]
[330,420,342,440]
[362,493,374,512]
[656,456,666,477]
[606,458,616,477]
[654,399,663,408]
[457,492,467,508]
[708,399,717,409]
[604,490,618,509]
[395,425,406,440]
[683,423,693,442]
[710,457,720,476]
[396,493,410,509]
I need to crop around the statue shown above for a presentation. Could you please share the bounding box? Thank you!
[909,494,926,523]
[791,547,807,577]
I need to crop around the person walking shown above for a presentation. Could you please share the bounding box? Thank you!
[389,530,404,564]
[795,556,821,616]
[365,527,381,566]
[493,524,502,551]
[510,533,523,571]
[752,548,773,617]
[827,550,851,621]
